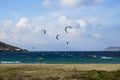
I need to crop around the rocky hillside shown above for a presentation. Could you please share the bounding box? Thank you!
[0,41,28,52]
[104,47,120,51]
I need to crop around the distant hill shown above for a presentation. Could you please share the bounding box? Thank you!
[0,41,28,52]
[104,47,120,51]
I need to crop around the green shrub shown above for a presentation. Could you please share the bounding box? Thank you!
[29,77,43,80]
[45,76,60,80]
[0,76,3,80]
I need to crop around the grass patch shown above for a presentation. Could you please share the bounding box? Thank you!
[0,64,120,80]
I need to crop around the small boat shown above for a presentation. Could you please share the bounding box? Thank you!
[37,57,44,60]
[101,56,112,59]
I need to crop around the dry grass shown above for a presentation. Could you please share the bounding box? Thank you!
[0,64,120,80]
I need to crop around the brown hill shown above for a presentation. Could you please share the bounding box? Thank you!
[0,41,28,52]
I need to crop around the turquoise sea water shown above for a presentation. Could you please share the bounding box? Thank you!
[0,51,120,64]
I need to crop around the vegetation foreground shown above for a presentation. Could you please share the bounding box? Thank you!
[0,64,120,80]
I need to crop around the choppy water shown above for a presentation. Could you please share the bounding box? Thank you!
[0,51,120,64]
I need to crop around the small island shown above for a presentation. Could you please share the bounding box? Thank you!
[104,47,120,51]
[0,41,28,52]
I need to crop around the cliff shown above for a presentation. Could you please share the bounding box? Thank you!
[104,47,120,51]
[0,41,28,52]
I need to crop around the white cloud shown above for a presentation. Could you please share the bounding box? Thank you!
[2,20,12,27]
[32,27,41,34]
[16,17,29,28]
[0,20,13,35]
[92,33,100,38]
[42,0,52,7]
[76,19,87,30]
[42,0,105,8]
[76,19,92,34]
[60,0,80,8]
[0,14,99,50]
[57,15,93,39]
[60,0,105,8]
[94,0,105,4]
[0,33,8,40]
[15,17,34,34]
[58,16,74,27]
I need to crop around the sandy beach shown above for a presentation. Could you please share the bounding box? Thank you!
[0,64,120,71]
[0,64,120,80]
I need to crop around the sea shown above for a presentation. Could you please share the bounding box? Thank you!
[0,51,120,64]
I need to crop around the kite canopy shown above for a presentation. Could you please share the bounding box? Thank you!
[65,26,72,33]
[66,41,69,45]
[42,29,46,34]
[56,34,60,40]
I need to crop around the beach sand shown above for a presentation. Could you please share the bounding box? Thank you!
[0,64,120,71]
[0,64,120,80]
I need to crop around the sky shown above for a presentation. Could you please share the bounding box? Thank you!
[0,0,120,51]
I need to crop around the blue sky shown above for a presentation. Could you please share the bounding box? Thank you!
[0,0,120,51]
